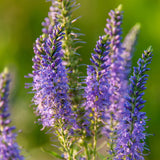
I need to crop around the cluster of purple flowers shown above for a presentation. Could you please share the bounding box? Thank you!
[0,0,153,160]
[115,48,153,160]
[43,0,83,106]
[26,25,74,130]
[103,6,126,139]
[0,69,23,160]
[25,1,153,160]
[84,35,110,129]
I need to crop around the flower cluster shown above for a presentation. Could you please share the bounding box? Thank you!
[104,5,126,126]
[0,0,153,159]
[115,47,153,160]
[42,0,83,105]
[84,35,110,128]
[0,69,23,160]
[81,35,110,157]
[25,1,153,160]
[26,25,74,130]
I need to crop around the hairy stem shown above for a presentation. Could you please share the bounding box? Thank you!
[93,115,98,160]
[56,119,73,160]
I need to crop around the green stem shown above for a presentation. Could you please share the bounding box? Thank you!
[93,115,98,160]
[60,1,82,106]
[57,119,73,160]
[109,115,115,155]
[84,142,90,160]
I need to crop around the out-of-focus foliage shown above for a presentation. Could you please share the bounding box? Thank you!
[0,0,160,159]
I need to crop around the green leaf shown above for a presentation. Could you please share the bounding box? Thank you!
[41,148,65,159]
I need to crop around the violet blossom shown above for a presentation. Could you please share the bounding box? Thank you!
[115,47,153,160]
[24,2,153,159]
[84,35,110,129]
[104,5,126,122]
[81,35,110,159]
[25,25,74,130]
[42,0,83,106]
[0,69,23,160]
[102,6,128,156]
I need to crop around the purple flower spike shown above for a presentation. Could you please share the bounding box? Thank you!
[42,0,84,106]
[103,5,127,143]
[115,47,153,160]
[0,69,24,160]
[83,35,110,134]
[26,25,73,130]
[104,5,126,116]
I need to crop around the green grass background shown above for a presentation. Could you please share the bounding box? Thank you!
[0,0,160,159]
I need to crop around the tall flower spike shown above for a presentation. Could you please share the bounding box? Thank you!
[0,68,24,160]
[122,23,141,79]
[115,47,153,160]
[26,25,77,159]
[104,5,125,118]
[85,35,110,128]
[42,0,83,106]
[83,35,110,159]
[26,25,73,129]
[104,5,126,155]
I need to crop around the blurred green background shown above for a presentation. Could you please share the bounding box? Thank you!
[0,0,160,159]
